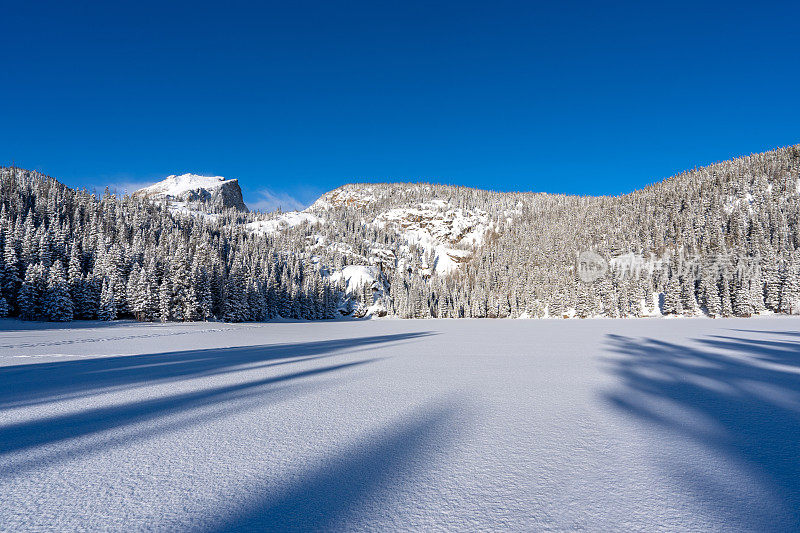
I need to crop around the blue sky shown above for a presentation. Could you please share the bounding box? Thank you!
[1,1,799,211]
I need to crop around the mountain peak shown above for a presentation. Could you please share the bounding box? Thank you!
[133,173,248,212]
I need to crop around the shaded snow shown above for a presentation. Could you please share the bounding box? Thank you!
[3,318,800,531]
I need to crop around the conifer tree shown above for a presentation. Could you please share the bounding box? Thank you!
[720,275,733,317]
[98,278,117,321]
[779,260,800,314]
[18,265,43,320]
[159,279,173,322]
[662,278,682,315]
[43,262,73,321]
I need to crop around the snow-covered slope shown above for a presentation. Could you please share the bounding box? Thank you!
[246,211,323,234]
[134,173,248,212]
[374,201,492,274]
[303,185,502,275]
[243,184,498,277]
[309,186,379,210]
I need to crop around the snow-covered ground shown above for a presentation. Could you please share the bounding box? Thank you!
[2,318,800,531]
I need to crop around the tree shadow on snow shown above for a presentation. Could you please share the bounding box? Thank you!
[0,333,433,476]
[0,332,433,409]
[0,318,148,332]
[208,399,464,533]
[603,331,800,531]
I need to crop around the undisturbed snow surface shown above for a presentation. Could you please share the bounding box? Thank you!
[1,318,800,531]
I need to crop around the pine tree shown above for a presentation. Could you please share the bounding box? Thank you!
[732,276,752,317]
[223,265,248,322]
[575,289,592,318]
[662,277,682,315]
[18,265,44,320]
[159,279,173,322]
[701,274,721,317]
[763,256,782,311]
[679,276,697,316]
[43,262,73,321]
[720,275,733,317]
[1,246,20,310]
[779,259,800,314]
[98,278,117,321]
[196,267,213,320]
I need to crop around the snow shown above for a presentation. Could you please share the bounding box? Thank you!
[327,265,387,316]
[309,187,378,210]
[136,174,235,197]
[328,265,378,293]
[374,204,491,274]
[723,192,755,214]
[3,317,800,531]
[245,211,323,234]
[165,201,221,221]
[305,185,498,275]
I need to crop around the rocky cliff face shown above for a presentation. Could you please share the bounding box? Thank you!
[133,174,248,212]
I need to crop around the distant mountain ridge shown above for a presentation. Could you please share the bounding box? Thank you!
[1,143,800,322]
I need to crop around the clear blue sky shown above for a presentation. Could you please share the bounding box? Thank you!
[2,1,799,210]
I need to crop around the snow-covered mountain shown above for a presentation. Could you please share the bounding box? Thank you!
[133,173,248,212]
[4,143,800,323]
[246,186,497,276]
[310,190,496,274]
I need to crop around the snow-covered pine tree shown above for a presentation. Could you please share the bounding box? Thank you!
[680,276,698,316]
[720,274,733,317]
[701,273,721,317]
[223,264,248,322]
[18,264,43,320]
[779,258,800,314]
[662,277,682,315]
[98,278,117,321]
[732,275,752,317]
[43,262,73,321]
[2,246,20,312]
[159,279,173,322]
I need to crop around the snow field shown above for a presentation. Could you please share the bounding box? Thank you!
[1,317,799,531]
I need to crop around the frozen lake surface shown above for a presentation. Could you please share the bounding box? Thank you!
[1,317,800,531]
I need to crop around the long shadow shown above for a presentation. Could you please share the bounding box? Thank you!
[0,360,375,457]
[0,332,433,409]
[0,332,433,478]
[729,329,800,338]
[1,359,379,479]
[604,332,800,531]
[702,335,800,368]
[208,400,464,532]
[0,318,144,332]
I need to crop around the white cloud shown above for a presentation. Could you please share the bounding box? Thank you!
[249,189,306,213]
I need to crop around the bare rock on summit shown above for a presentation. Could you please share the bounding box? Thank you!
[133,174,248,212]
